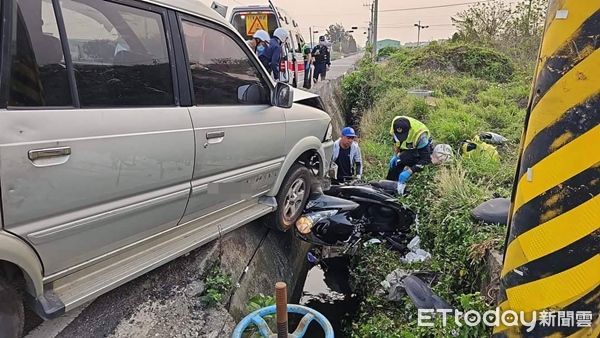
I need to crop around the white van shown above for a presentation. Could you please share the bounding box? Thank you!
[230,3,308,87]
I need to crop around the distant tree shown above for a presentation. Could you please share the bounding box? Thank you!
[451,0,512,42]
[348,35,358,53]
[451,0,547,64]
[325,23,352,53]
[503,0,546,38]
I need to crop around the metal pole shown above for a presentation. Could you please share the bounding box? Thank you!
[526,0,533,36]
[309,27,313,48]
[275,282,288,338]
[372,0,378,59]
[417,20,421,46]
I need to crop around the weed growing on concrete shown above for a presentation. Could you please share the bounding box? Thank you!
[201,263,233,308]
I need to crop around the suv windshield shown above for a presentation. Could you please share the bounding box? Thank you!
[231,11,278,40]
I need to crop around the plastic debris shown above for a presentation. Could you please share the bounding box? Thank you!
[381,269,410,301]
[403,275,453,310]
[381,272,454,309]
[364,238,382,247]
[479,131,508,145]
[396,182,406,196]
[401,235,432,263]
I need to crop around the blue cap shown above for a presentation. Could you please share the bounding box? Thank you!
[341,127,357,137]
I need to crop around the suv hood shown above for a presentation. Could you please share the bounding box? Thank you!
[292,88,319,102]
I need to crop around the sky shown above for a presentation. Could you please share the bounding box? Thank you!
[199,0,517,46]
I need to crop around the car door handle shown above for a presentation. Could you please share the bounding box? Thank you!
[28,146,71,161]
[206,131,225,139]
[206,131,225,146]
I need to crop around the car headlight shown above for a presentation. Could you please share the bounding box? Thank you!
[296,210,338,234]
[323,123,333,142]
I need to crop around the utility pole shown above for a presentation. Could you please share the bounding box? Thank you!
[414,21,429,47]
[363,2,373,49]
[372,0,378,59]
[526,0,533,36]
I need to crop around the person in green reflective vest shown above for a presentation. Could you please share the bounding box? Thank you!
[386,116,433,186]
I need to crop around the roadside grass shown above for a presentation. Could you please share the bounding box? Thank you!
[341,43,531,337]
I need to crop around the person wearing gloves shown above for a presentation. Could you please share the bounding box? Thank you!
[260,27,289,80]
[332,127,363,183]
[246,30,270,56]
[386,116,433,194]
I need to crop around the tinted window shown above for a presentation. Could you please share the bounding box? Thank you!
[60,0,173,107]
[182,21,268,106]
[9,0,72,107]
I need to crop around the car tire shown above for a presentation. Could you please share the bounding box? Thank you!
[267,164,312,232]
[0,277,24,338]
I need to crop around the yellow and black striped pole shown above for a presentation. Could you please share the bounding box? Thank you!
[494,0,600,338]
[495,0,600,337]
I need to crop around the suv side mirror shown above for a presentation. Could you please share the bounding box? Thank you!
[238,83,267,105]
[273,82,293,108]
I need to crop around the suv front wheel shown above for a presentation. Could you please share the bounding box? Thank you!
[0,276,24,338]
[268,164,311,232]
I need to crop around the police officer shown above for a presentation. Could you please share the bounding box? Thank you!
[311,36,331,83]
[246,30,270,56]
[386,116,433,185]
[260,28,289,80]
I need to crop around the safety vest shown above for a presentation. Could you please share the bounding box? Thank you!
[389,116,430,150]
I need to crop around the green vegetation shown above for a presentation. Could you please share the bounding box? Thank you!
[341,39,534,337]
[201,263,233,307]
[242,294,276,337]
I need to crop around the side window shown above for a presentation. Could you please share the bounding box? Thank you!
[181,21,269,106]
[59,0,173,107]
[9,0,72,107]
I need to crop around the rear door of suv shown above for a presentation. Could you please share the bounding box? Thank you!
[0,0,194,276]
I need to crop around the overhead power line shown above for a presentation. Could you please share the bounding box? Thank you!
[380,0,493,13]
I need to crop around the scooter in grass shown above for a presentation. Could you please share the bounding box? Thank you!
[294,180,416,256]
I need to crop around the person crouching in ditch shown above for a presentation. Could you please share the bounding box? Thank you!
[386,116,433,191]
[332,127,363,183]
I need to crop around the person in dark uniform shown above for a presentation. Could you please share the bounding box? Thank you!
[311,36,331,83]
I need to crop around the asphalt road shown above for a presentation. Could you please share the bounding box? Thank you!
[325,52,364,80]
[23,52,363,338]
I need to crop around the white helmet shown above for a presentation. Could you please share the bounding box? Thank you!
[431,144,453,165]
[252,30,270,43]
[273,27,289,42]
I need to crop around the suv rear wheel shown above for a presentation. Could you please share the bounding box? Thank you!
[0,277,24,338]
[268,164,311,232]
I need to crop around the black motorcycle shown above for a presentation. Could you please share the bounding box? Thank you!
[295,182,416,254]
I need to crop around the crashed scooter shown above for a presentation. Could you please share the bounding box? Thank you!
[294,180,416,255]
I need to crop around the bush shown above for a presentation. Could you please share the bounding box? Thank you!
[377,46,400,58]
[405,43,515,82]
[342,39,528,337]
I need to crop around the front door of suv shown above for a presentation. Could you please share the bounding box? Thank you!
[178,17,285,226]
[0,0,194,276]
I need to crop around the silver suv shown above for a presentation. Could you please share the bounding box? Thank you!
[0,0,333,336]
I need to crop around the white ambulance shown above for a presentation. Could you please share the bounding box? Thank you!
[229,2,308,87]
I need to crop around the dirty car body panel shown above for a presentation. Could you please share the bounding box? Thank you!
[0,0,332,322]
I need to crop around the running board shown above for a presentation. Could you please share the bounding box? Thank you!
[38,202,275,318]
